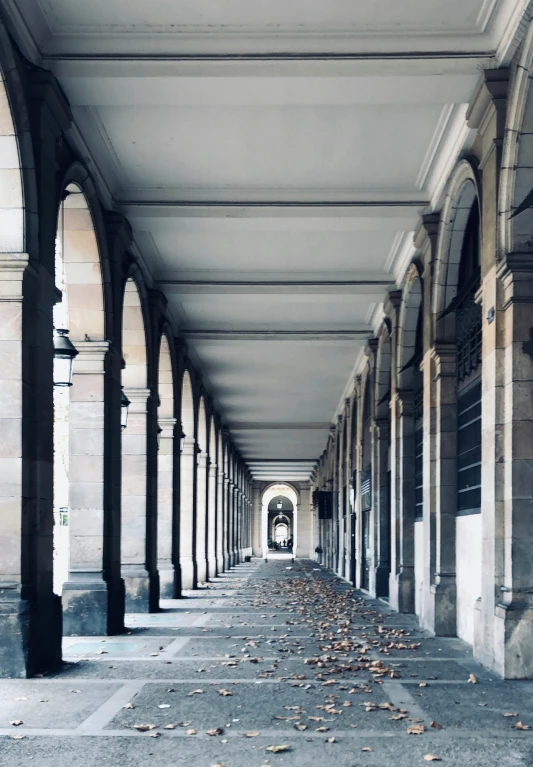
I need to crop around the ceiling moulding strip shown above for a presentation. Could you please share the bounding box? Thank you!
[477,0,500,31]
[494,0,533,66]
[183,330,369,340]
[119,201,428,217]
[158,280,394,296]
[43,51,494,63]
[415,103,456,192]
[232,423,331,430]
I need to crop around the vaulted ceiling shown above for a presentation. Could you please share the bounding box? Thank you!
[3,0,526,481]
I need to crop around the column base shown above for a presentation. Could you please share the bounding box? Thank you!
[158,565,177,599]
[216,555,225,575]
[207,553,217,579]
[180,557,195,591]
[374,564,391,598]
[0,594,62,678]
[423,574,456,636]
[389,567,415,614]
[62,574,124,636]
[196,557,208,585]
[122,567,159,613]
[488,601,533,679]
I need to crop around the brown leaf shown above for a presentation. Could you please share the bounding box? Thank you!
[163,724,176,729]
[9,721,23,727]
[407,725,425,735]
[207,728,224,736]
[10,734,25,740]
[361,747,373,752]
[122,703,134,709]
[327,737,336,743]
[244,731,260,737]
[419,682,427,688]
[316,726,330,732]
[266,745,292,753]
[424,756,441,762]
[133,724,156,731]
[187,728,197,735]
[218,689,233,697]
[503,712,518,717]
[294,723,307,731]
[468,674,477,684]
[514,722,531,730]
[430,721,443,730]
[187,689,205,696]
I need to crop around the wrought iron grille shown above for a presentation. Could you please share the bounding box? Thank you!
[361,464,372,511]
[456,282,482,383]
[457,378,482,515]
[415,426,423,520]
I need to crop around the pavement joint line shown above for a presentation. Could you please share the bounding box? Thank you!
[378,680,430,725]
[159,637,192,656]
[0,677,500,685]
[192,613,212,627]
[74,681,146,732]
[1,729,532,739]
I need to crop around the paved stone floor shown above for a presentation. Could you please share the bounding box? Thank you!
[1,560,533,766]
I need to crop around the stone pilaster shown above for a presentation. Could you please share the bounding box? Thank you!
[207,462,218,578]
[121,386,158,611]
[0,255,62,676]
[216,468,225,572]
[62,340,123,635]
[223,475,231,569]
[179,436,196,589]
[157,416,177,598]
[423,344,457,636]
[195,452,208,584]
[373,417,391,597]
[389,390,416,613]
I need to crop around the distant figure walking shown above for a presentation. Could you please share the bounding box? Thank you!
[287,537,293,552]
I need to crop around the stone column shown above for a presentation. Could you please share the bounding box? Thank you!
[230,483,237,566]
[121,387,157,611]
[252,484,262,557]
[487,257,533,677]
[0,254,62,676]
[62,340,122,635]
[423,344,457,635]
[195,452,208,584]
[179,436,196,589]
[373,417,391,596]
[216,469,225,572]
[389,390,416,613]
[157,416,177,598]
[223,475,231,569]
[207,461,217,578]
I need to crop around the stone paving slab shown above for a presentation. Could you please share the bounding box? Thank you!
[0,682,121,729]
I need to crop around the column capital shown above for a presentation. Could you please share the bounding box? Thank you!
[430,343,456,379]
[0,253,30,301]
[158,416,177,440]
[72,340,110,374]
[124,387,151,414]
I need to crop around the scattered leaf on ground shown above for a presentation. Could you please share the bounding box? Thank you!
[9,721,23,726]
[266,745,292,753]
[244,731,260,737]
[424,756,441,762]
[468,674,477,684]
[207,728,224,736]
[430,721,443,730]
[514,722,531,730]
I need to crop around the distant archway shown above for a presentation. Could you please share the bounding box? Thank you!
[261,483,299,559]
[157,334,176,598]
[196,396,208,584]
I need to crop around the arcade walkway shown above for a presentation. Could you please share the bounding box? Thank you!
[1,560,532,767]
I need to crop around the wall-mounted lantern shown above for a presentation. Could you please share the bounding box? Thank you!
[121,387,130,430]
[53,328,78,387]
[196,446,202,466]
[157,425,162,450]
[180,431,186,454]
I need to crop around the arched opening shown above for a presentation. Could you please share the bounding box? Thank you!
[121,277,152,612]
[453,197,482,644]
[207,420,218,578]
[268,495,294,550]
[196,396,208,585]
[261,484,299,561]
[179,369,196,590]
[157,335,176,598]
[52,181,117,636]
[413,305,424,616]
[349,400,358,587]
[361,376,372,591]
[375,333,392,597]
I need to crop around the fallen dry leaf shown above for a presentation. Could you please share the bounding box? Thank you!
[361,747,373,752]
[218,689,233,697]
[430,721,443,730]
[294,723,308,731]
[244,731,260,737]
[327,736,336,743]
[10,734,25,740]
[316,726,330,732]
[122,703,134,710]
[407,724,425,735]
[514,722,531,730]
[266,745,292,753]
[163,724,176,729]
[468,674,477,684]
[424,756,441,762]
[187,728,197,735]
[9,721,23,726]
[187,689,205,696]
[503,712,518,717]
[207,728,224,736]
[132,724,156,731]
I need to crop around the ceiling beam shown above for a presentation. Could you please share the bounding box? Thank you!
[158,280,393,296]
[232,423,330,430]
[119,201,427,217]
[183,329,369,341]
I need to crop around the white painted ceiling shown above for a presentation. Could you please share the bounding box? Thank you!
[3,0,527,479]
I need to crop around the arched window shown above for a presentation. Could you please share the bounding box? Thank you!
[414,307,424,521]
[456,199,482,516]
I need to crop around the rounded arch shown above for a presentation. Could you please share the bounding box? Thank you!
[375,326,392,420]
[54,179,106,342]
[433,160,481,340]
[197,395,207,453]
[500,22,533,255]
[122,277,148,388]
[158,334,174,418]
[261,482,300,508]
[397,264,423,390]
[0,23,36,256]
[181,368,195,439]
